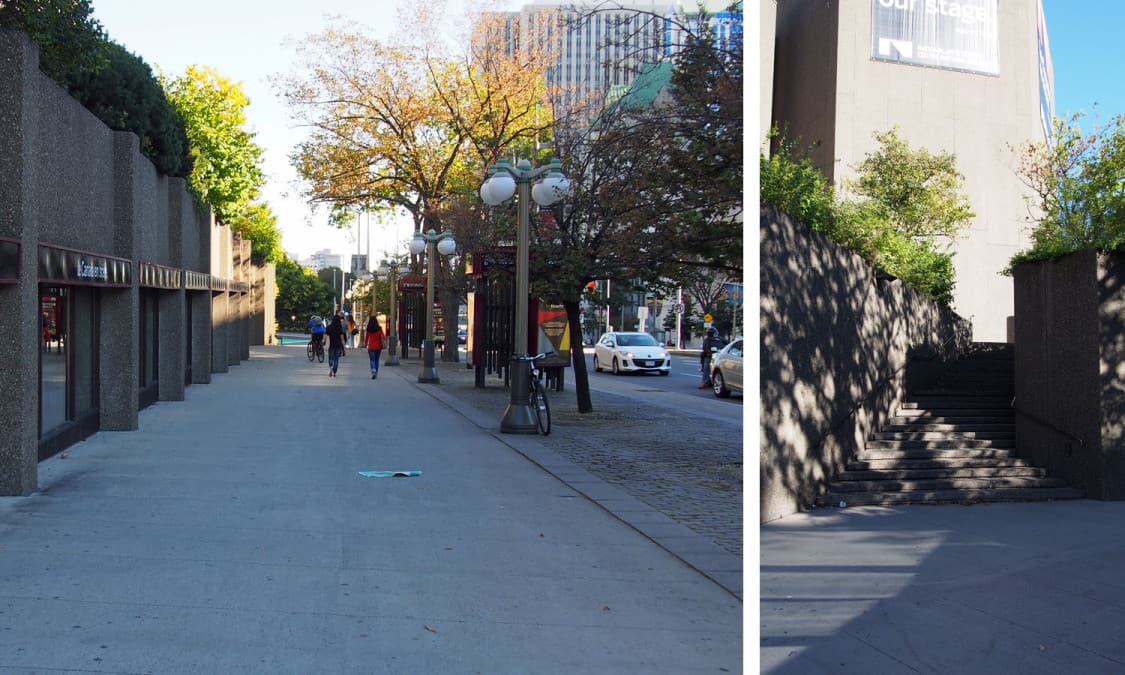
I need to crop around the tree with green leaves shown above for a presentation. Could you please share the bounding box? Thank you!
[761,127,970,305]
[274,258,336,332]
[2,0,192,177]
[161,66,282,263]
[1009,111,1125,269]
[279,8,556,360]
[0,0,106,95]
[844,127,974,240]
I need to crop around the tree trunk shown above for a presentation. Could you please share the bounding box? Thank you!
[565,300,593,413]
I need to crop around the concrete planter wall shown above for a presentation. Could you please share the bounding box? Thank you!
[1012,250,1125,499]
[760,205,972,522]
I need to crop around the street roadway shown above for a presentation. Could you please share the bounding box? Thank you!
[581,348,743,426]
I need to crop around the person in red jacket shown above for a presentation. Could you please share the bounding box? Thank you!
[365,316,385,379]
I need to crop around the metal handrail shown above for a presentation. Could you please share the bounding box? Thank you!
[1010,397,1086,447]
[827,329,965,434]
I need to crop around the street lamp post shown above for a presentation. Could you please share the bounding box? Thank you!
[409,229,456,383]
[378,260,410,366]
[479,158,569,434]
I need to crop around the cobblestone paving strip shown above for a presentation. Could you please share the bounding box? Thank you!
[433,361,744,557]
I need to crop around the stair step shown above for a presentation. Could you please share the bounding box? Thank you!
[848,458,1033,470]
[859,448,1017,461]
[829,477,1064,492]
[895,408,1013,418]
[883,423,1014,432]
[877,431,1014,441]
[902,397,1012,408]
[836,467,1046,481]
[818,486,1083,507]
[889,416,1013,425]
[866,439,1014,450]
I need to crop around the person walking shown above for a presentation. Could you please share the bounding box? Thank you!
[365,316,385,379]
[698,327,722,389]
[326,313,347,377]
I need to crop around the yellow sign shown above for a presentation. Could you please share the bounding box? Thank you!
[703,313,713,322]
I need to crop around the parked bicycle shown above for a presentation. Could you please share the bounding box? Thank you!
[515,352,553,435]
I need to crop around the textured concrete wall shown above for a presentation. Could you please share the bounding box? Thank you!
[1098,254,1125,497]
[239,238,250,360]
[773,0,1045,342]
[158,288,185,401]
[761,205,972,522]
[0,30,41,495]
[1013,251,1125,499]
[0,28,271,493]
[190,290,212,384]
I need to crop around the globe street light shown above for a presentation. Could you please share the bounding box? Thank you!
[378,259,410,366]
[409,229,456,383]
[479,158,569,434]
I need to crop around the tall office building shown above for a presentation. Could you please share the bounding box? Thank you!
[769,0,1054,342]
[499,0,742,115]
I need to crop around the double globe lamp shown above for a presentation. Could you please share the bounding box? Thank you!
[479,158,570,434]
[409,229,456,383]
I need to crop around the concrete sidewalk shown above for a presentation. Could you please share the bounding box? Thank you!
[0,345,742,673]
[762,501,1125,674]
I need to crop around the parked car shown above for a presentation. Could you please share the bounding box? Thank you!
[457,328,467,344]
[592,331,671,375]
[710,338,743,397]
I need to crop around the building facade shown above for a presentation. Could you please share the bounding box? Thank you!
[770,0,1053,342]
[500,0,741,115]
[0,30,274,495]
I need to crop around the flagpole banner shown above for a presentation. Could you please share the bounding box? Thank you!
[871,0,999,76]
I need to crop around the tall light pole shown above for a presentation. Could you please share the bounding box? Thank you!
[409,229,456,383]
[378,260,409,366]
[480,158,569,434]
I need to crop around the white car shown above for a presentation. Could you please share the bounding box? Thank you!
[592,332,671,375]
[710,338,743,397]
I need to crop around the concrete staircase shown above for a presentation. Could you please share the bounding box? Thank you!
[819,343,1083,507]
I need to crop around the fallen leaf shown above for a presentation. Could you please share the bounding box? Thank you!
[60,453,69,459]
[444,546,454,551]
[601,605,611,612]
[1039,645,1046,652]
[424,625,438,633]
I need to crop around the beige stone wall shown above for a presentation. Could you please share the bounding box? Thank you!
[773,0,1047,342]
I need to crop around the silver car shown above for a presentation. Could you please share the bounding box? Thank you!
[592,332,671,375]
[710,338,743,397]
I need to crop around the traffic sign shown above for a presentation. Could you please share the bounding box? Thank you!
[672,303,685,315]
[703,313,713,323]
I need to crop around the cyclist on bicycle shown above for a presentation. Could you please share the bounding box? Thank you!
[307,315,326,352]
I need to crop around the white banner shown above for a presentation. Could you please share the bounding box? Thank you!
[871,0,999,76]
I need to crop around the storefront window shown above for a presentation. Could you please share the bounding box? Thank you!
[39,285,98,440]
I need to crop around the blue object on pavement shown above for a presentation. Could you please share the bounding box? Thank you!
[358,470,421,478]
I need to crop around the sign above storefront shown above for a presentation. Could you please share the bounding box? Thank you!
[38,244,131,287]
[0,238,19,284]
[871,0,999,76]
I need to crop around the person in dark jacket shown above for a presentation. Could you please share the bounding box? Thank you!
[326,314,347,377]
[699,327,723,389]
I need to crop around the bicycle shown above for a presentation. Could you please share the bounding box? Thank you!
[307,336,325,363]
[516,352,553,435]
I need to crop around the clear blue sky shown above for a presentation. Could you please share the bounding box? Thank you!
[1041,0,1125,123]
